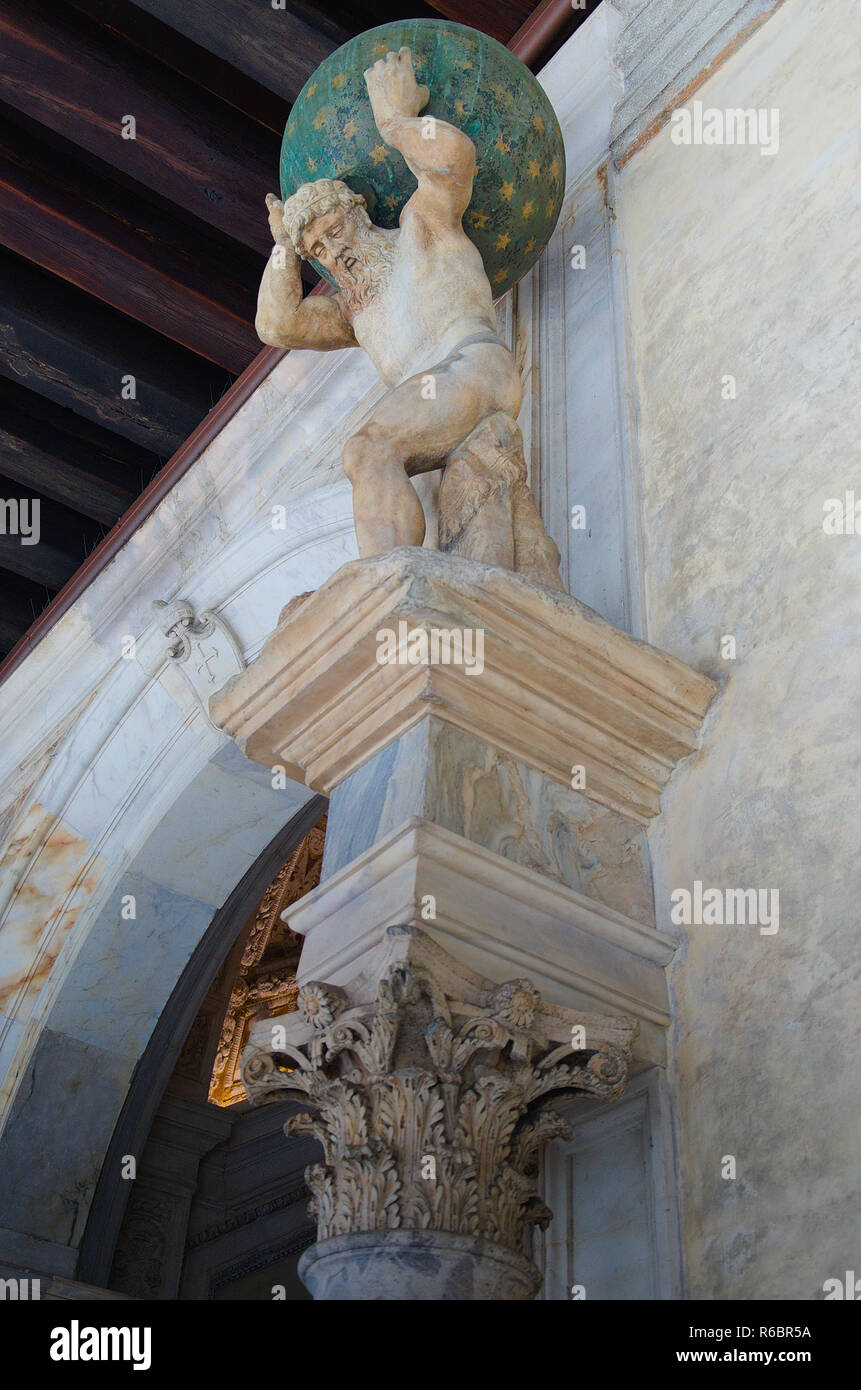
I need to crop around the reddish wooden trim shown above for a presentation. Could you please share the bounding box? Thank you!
[424,0,532,46]
[509,0,577,67]
[0,5,576,686]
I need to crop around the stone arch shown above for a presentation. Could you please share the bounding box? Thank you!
[77,795,326,1289]
[0,346,378,1283]
[0,777,325,1281]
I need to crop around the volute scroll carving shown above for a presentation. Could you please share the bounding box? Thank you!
[241,927,636,1258]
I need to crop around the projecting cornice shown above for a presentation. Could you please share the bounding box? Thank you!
[210,549,716,822]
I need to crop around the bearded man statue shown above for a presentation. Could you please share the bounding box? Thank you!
[256,46,562,589]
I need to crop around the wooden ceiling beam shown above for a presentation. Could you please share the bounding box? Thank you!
[0,572,55,655]
[0,121,261,375]
[123,0,348,104]
[0,0,278,256]
[66,0,292,132]
[0,377,149,527]
[0,249,229,459]
[0,471,108,539]
[0,424,136,527]
[0,377,164,492]
[0,571,52,617]
[0,480,89,591]
[0,472,110,594]
[0,535,81,590]
[422,0,534,44]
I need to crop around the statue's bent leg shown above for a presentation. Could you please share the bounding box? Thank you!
[342,420,427,556]
[342,341,520,558]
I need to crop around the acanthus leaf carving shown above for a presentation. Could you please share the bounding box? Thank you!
[240,926,637,1267]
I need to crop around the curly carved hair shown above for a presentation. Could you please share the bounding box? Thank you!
[282,179,369,254]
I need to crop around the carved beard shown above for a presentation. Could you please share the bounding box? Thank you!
[332,228,398,317]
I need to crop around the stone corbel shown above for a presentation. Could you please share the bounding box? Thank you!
[210,549,716,820]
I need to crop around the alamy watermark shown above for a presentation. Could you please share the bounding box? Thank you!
[823,491,861,534]
[50,1323,151,1370]
[823,1270,860,1299]
[0,1276,40,1299]
[376,620,484,676]
[0,497,40,545]
[670,880,779,935]
[670,100,779,156]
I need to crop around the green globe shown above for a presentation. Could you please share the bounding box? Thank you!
[280,19,565,298]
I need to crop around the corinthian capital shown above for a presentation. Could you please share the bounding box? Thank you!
[242,926,636,1290]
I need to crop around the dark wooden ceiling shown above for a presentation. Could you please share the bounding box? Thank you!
[0,0,584,662]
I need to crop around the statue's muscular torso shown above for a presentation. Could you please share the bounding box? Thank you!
[254,48,542,561]
[346,210,501,388]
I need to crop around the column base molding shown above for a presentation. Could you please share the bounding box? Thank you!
[299,1229,541,1301]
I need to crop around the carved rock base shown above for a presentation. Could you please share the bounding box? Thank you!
[299,1229,541,1301]
[438,412,564,591]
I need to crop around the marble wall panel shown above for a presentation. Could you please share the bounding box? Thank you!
[0,1028,134,1252]
[323,718,654,925]
[132,760,308,910]
[47,874,216,1062]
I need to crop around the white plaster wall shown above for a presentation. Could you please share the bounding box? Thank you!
[619,0,861,1296]
[540,1069,682,1299]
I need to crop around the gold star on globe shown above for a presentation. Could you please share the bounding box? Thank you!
[525,238,536,253]
[454,99,466,116]
[312,111,327,131]
[307,156,317,171]
[332,73,347,88]
[521,200,534,219]
[500,181,515,201]
[495,134,511,154]
[550,159,560,179]
[493,269,507,284]
[307,82,318,98]
[371,144,389,164]
[343,119,358,138]
[471,212,488,228]
[533,114,545,133]
[546,198,555,217]
[528,160,541,180]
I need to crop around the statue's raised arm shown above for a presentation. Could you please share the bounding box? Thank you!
[364,47,476,226]
[255,191,357,351]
